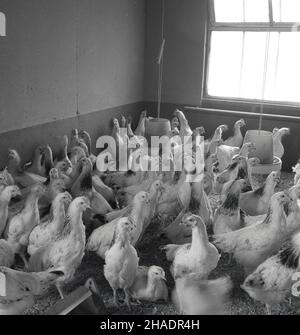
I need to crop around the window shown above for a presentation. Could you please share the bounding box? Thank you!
[206,0,300,104]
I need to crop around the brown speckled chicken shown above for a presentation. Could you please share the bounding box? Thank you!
[213,179,247,235]
[239,171,280,216]
[242,231,300,315]
[28,196,90,298]
[213,192,291,275]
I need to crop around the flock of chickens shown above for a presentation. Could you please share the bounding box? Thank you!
[0,108,298,315]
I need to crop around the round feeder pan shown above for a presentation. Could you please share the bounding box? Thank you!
[248,156,282,190]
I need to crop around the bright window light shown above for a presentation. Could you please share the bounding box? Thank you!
[207,0,300,104]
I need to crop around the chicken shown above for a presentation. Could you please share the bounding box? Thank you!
[173,275,232,315]
[134,110,147,137]
[283,184,300,235]
[214,158,241,193]
[213,192,291,275]
[162,214,220,280]
[247,157,261,190]
[292,159,300,185]
[216,142,255,173]
[213,179,247,235]
[7,149,46,188]
[141,180,164,233]
[70,146,87,166]
[0,185,21,236]
[39,168,66,214]
[28,196,90,298]
[129,266,168,303]
[223,119,246,148]
[28,192,72,256]
[54,135,72,174]
[104,217,139,309]
[239,171,280,216]
[79,130,97,165]
[115,171,157,207]
[273,127,290,159]
[173,109,193,140]
[70,129,89,157]
[0,266,63,315]
[190,177,213,228]
[92,173,114,203]
[242,231,300,315]
[87,192,150,259]
[71,158,112,215]
[23,145,44,175]
[157,168,192,219]
[5,183,46,268]
[0,168,15,186]
[0,239,15,267]
[203,153,217,195]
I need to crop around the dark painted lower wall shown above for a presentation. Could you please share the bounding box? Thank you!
[145,101,300,172]
[0,102,144,169]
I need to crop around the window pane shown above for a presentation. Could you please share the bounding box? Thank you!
[207,31,300,103]
[240,32,268,99]
[207,32,243,98]
[214,0,244,22]
[214,0,269,23]
[244,0,269,22]
[272,32,300,102]
[273,0,300,22]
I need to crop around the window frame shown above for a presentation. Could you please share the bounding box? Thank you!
[202,0,300,108]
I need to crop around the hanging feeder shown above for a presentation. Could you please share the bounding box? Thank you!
[245,32,282,189]
[145,0,171,142]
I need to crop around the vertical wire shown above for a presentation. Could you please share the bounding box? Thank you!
[259,31,271,131]
[75,0,80,128]
[157,0,165,119]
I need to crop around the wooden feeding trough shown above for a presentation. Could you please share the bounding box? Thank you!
[45,278,106,315]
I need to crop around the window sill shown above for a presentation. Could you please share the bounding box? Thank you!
[201,97,300,118]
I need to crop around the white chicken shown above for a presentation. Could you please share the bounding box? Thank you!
[28,196,90,298]
[86,192,150,259]
[223,119,246,148]
[104,217,139,309]
[173,275,232,315]
[129,266,168,303]
[273,127,290,159]
[27,192,72,256]
[5,183,46,268]
[0,185,21,236]
[162,214,220,280]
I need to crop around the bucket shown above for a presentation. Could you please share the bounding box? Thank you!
[248,156,282,189]
[145,118,171,143]
[244,130,274,164]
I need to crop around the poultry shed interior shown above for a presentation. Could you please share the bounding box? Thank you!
[1,0,300,317]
